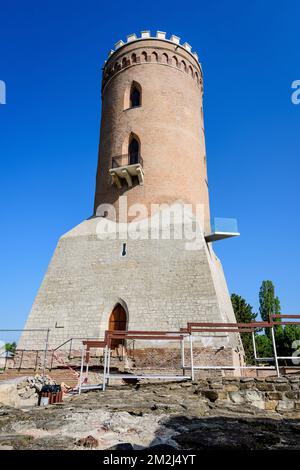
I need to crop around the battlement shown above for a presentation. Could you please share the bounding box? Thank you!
[106,30,200,65]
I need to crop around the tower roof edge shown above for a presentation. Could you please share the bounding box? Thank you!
[105,31,201,65]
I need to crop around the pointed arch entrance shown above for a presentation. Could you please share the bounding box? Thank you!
[108,303,127,349]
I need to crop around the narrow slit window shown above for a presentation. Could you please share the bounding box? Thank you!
[128,137,140,165]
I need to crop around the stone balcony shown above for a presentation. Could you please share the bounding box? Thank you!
[109,154,144,188]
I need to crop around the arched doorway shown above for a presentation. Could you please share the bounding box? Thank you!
[108,303,127,349]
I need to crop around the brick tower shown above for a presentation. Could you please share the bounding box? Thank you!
[19,31,242,367]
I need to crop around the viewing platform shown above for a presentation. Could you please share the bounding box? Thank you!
[205,217,240,242]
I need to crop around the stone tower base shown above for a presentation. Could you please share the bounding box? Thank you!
[19,214,243,368]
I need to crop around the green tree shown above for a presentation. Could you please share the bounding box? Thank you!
[5,342,16,354]
[259,280,281,338]
[259,280,280,322]
[276,324,300,362]
[231,294,257,364]
[255,334,273,359]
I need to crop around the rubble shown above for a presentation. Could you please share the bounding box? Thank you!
[0,375,57,408]
[0,377,299,450]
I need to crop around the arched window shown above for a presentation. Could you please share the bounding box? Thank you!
[122,57,127,68]
[114,62,121,72]
[130,82,141,108]
[141,51,147,62]
[172,56,178,67]
[188,66,194,77]
[151,51,158,62]
[181,60,186,72]
[128,134,140,165]
[131,53,137,63]
[161,53,168,64]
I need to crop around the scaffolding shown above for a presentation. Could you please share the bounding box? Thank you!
[78,330,192,393]
[184,322,279,377]
[76,317,300,391]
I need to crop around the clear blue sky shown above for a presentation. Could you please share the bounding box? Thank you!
[0,0,299,333]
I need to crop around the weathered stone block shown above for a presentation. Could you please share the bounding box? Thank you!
[229,391,244,404]
[265,400,278,411]
[216,391,228,401]
[266,392,283,401]
[256,382,274,392]
[224,384,240,392]
[266,377,288,383]
[208,382,223,390]
[288,378,300,384]
[285,391,298,400]
[274,384,290,392]
[240,382,255,390]
[244,390,264,409]
[276,400,294,412]
[223,377,240,383]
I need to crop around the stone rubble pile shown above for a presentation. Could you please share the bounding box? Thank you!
[0,375,57,407]
[17,375,56,399]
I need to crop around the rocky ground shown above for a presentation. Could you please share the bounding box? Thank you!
[0,379,300,450]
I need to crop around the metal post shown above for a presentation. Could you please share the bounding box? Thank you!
[18,350,24,371]
[103,346,108,391]
[189,335,194,381]
[181,338,185,376]
[50,351,54,371]
[4,351,8,371]
[86,361,89,382]
[107,347,111,386]
[271,326,280,377]
[42,329,50,383]
[78,344,85,394]
[252,331,257,361]
[68,338,73,359]
[35,350,39,371]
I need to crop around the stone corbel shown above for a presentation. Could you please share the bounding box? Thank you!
[122,169,133,187]
[136,167,144,186]
[111,171,122,189]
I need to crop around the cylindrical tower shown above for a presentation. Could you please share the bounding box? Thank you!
[94,31,211,234]
[19,31,242,369]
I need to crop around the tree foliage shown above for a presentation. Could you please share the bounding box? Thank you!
[233,281,300,366]
[5,342,16,353]
[231,294,257,364]
[259,280,281,337]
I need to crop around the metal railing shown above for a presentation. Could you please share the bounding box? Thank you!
[0,328,50,380]
[112,154,143,169]
[49,337,104,370]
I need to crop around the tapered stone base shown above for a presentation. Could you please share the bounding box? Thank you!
[19,214,243,368]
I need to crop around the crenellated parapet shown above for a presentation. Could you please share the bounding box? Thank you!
[102,31,203,93]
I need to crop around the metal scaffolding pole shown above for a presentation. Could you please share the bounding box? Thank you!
[271,326,280,377]
[189,335,194,381]
[181,338,185,376]
[78,344,85,394]
[42,329,50,383]
[103,346,108,391]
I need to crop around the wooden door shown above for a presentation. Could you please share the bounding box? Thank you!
[108,304,127,349]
